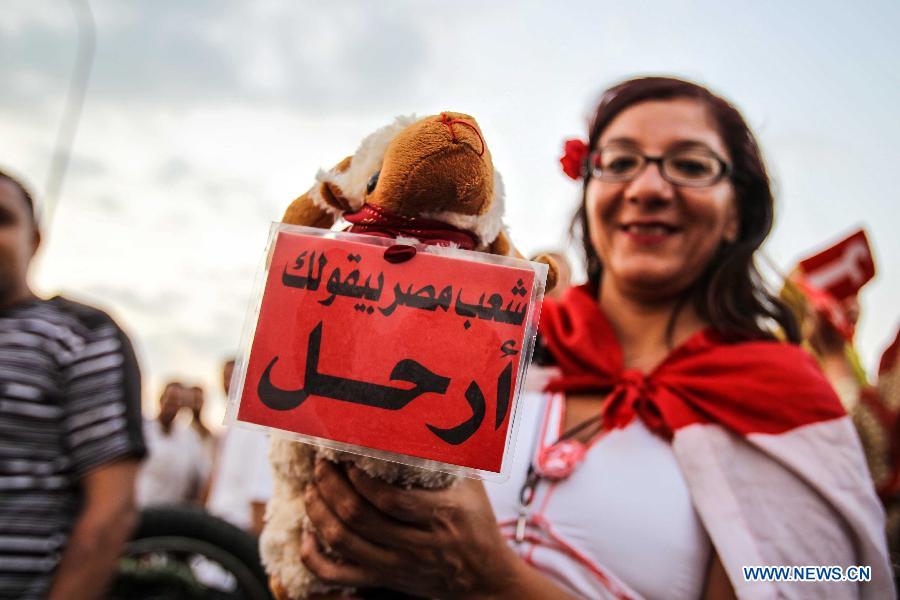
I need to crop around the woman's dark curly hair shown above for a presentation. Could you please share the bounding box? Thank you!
[573,76,799,343]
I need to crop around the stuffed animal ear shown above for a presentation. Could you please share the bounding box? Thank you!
[319,180,353,213]
[314,155,361,215]
[488,230,520,258]
[531,253,560,294]
[281,189,336,228]
[488,232,559,294]
[282,155,357,228]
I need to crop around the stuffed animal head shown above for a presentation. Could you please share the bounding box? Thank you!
[366,112,498,222]
[283,112,558,288]
[284,113,503,248]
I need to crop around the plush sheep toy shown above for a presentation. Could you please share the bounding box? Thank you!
[261,112,557,599]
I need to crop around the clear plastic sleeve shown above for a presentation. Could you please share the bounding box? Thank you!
[226,223,547,481]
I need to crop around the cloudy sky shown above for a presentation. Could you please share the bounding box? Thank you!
[2,0,899,423]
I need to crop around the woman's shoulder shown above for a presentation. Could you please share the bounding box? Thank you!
[665,333,846,435]
[684,331,830,385]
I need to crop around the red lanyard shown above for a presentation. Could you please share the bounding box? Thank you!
[515,402,603,543]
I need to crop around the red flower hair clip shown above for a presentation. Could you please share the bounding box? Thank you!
[560,138,589,180]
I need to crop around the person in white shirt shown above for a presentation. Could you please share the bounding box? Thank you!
[206,359,273,535]
[137,382,211,506]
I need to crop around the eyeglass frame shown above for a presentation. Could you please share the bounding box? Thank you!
[585,146,733,188]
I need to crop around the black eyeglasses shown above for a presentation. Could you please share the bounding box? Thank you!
[588,146,732,187]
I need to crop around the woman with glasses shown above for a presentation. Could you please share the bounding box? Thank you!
[298,77,892,599]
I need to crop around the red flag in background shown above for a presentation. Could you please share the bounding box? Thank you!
[798,228,875,301]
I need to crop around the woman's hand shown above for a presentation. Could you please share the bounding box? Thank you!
[301,458,522,599]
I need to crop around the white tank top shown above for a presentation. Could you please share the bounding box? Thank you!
[485,391,712,599]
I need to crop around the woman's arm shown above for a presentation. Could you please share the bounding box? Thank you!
[301,459,578,599]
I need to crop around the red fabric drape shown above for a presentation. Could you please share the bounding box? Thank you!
[540,285,845,439]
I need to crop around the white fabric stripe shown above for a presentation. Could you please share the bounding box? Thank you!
[66,353,123,379]
[0,400,61,419]
[0,366,56,390]
[747,419,893,598]
[674,419,893,599]
[0,331,73,364]
[0,331,46,349]
[0,351,56,372]
[67,416,126,448]
[0,535,65,553]
[65,389,121,413]
[0,421,60,441]
[0,317,84,353]
[0,555,58,572]
[0,457,66,475]
[65,402,124,432]
[0,475,68,490]
[68,371,122,396]
[0,443,59,459]
[1,383,42,400]
[672,425,773,600]
[79,337,120,359]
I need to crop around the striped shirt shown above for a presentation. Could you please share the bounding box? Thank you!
[0,296,145,599]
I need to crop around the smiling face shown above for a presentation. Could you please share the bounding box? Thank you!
[586,98,739,302]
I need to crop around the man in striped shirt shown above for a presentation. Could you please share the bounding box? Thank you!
[0,170,146,599]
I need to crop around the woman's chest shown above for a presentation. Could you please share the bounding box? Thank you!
[487,392,711,599]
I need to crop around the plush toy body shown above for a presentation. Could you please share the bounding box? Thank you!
[261,113,556,599]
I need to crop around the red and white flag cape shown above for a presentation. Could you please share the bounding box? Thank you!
[540,285,893,599]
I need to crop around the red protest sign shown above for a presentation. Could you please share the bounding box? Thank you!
[798,229,875,301]
[237,229,538,473]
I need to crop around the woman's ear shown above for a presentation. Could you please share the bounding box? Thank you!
[723,201,740,243]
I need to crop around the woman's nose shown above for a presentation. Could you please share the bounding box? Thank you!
[624,161,675,207]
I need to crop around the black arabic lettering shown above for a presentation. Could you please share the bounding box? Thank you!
[282,251,328,291]
[454,290,526,325]
[379,283,453,315]
[427,381,485,446]
[453,289,478,318]
[426,361,514,445]
[500,340,519,356]
[496,299,526,325]
[321,268,385,306]
[258,321,451,411]
[378,283,407,316]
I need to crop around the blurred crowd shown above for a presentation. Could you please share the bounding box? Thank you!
[136,359,273,538]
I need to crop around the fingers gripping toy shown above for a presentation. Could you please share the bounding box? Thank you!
[261,112,558,599]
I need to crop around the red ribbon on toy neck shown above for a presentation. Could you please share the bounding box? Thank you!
[344,203,479,250]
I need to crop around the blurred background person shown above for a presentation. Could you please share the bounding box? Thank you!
[0,169,145,600]
[780,230,900,582]
[136,381,211,506]
[206,358,273,536]
[853,326,900,581]
[780,229,876,410]
[188,384,217,469]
